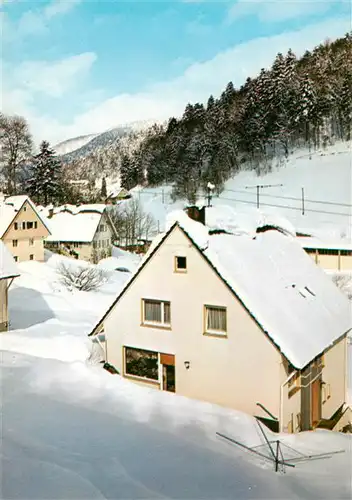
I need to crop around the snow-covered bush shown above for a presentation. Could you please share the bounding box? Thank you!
[57,263,108,291]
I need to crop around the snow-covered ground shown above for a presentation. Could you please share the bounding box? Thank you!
[2,349,352,499]
[131,142,352,241]
[1,250,140,362]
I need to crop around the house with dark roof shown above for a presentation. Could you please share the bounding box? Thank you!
[0,241,19,332]
[89,206,351,433]
[0,195,51,263]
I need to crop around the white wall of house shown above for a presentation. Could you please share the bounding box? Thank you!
[103,225,284,422]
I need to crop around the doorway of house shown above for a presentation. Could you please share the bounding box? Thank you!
[311,378,322,428]
[160,353,175,392]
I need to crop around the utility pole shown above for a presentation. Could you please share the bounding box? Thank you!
[207,182,215,207]
[245,183,284,209]
[301,187,305,215]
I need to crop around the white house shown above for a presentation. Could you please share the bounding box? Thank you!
[90,205,351,433]
[42,204,117,263]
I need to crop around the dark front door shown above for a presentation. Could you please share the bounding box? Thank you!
[160,353,175,392]
[163,365,175,392]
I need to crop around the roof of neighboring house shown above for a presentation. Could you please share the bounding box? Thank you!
[107,187,129,199]
[39,203,107,218]
[89,206,351,370]
[46,211,104,243]
[0,241,20,280]
[0,195,51,238]
[298,237,352,251]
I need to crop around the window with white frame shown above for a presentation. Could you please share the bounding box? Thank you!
[142,299,171,327]
[204,305,227,335]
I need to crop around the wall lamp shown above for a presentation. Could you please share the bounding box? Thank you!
[184,361,190,370]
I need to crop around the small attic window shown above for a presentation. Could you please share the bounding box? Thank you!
[23,206,26,212]
[175,256,187,272]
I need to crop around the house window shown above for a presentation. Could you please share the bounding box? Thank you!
[29,238,34,246]
[14,222,18,230]
[175,256,187,272]
[22,222,26,230]
[12,240,18,247]
[34,221,38,229]
[27,222,34,229]
[29,254,34,261]
[14,256,18,262]
[124,347,159,381]
[23,206,26,212]
[142,299,171,327]
[204,306,227,335]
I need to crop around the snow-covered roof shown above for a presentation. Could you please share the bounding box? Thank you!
[298,237,352,251]
[38,203,107,219]
[107,187,128,198]
[0,241,19,280]
[170,211,351,369]
[4,195,29,211]
[0,203,16,238]
[46,211,103,243]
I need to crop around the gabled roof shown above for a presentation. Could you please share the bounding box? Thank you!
[0,195,51,237]
[89,209,351,369]
[0,241,19,280]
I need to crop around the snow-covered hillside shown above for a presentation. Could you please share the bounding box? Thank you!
[131,141,352,242]
[54,133,98,156]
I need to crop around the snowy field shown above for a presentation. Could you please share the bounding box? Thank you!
[1,248,352,498]
[131,142,352,241]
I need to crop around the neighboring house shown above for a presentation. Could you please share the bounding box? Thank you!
[0,241,19,332]
[0,195,51,262]
[105,187,130,205]
[43,204,116,263]
[299,237,352,271]
[89,206,351,433]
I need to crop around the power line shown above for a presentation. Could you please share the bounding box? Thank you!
[133,189,352,217]
[218,195,351,217]
[224,188,352,208]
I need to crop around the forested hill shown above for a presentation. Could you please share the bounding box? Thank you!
[117,33,351,203]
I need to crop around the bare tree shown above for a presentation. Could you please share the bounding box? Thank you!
[57,263,108,291]
[332,274,352,301]
[109,198,156,248]
[0,113,33,195]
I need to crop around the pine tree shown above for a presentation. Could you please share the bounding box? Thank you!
[101,177,107,199]
[27,141,62,205]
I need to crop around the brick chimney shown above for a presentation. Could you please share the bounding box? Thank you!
[185,205,206,225]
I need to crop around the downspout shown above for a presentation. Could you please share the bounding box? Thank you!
[6,277,15,291]
[279,371,296,433]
